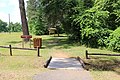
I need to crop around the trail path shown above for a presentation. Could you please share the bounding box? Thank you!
[34,40,92,80]
[33,69,92,80]
[51,50,69,58]
[33,55,93,80]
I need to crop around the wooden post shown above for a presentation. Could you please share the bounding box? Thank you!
[86,50,89,59]
[9,45,12,56]
[37,46,40,57]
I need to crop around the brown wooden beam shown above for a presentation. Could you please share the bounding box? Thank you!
[88,53,120,56]
[0,46,36,50]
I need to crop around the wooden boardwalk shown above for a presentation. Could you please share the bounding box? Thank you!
[33,57,93,80]
[48,58,84,70]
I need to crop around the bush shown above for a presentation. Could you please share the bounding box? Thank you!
[81,27,112,48]
[107,27,120,51]
[0,19,8,32]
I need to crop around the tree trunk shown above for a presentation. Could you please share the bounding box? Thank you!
[56,26,60,37]
[19,0,29,42]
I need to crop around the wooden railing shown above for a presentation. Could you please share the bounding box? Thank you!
[85,50,120,59]
[0,45,40,57]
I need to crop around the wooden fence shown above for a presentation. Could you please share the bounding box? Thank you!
[0,45,40,57]
[85,50,120,59]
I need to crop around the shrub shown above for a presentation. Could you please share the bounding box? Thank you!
[81,27,112,48]
[107,27,120,51]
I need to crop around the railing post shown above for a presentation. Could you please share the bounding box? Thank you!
[37,46,40,57]
[9,45,12,56]
[86,50,89,59]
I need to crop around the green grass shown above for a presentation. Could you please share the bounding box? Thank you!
[0,32,120,80]
[0,32,50,80]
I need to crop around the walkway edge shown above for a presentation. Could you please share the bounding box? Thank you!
[76,56,88,70]
[44,56,52,68]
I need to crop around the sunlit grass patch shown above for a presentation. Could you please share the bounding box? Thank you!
[91,71,120,80]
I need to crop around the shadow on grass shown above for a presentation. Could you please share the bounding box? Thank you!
[86,56,120,74]
[51,35,68,37]
[6,36,79,49]
[7,41,22,44]
[42,36,78,49]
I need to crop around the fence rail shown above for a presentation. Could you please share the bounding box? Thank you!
[85,50,120,59]
[0,45,40,57]
[0,46,37,50]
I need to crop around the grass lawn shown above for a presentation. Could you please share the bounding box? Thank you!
[0,32,120,80]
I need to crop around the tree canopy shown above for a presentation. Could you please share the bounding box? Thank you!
[0,0,120,51]
[26,0,120,51]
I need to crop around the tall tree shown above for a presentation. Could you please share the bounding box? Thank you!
[27,0,47,35]
[42,0,83,37]
[18,0,29,39]
[42,0,66,36]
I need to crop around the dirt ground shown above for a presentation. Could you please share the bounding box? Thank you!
[51,50,70,58]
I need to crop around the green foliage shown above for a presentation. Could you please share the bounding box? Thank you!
[42,0,65,24]
[26,0,120,51]
[27,0,47,35]
[74,5,110,47]
[41,0,84,36]
[62,0,84,41]
[77,10,109,29]
[9,22,22,32]
[98,0,120,30]
[107,27,120,51]
[81,27,112,47]
[83,0,94,8]
[0,19,7,32]
[73,0,120,50]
